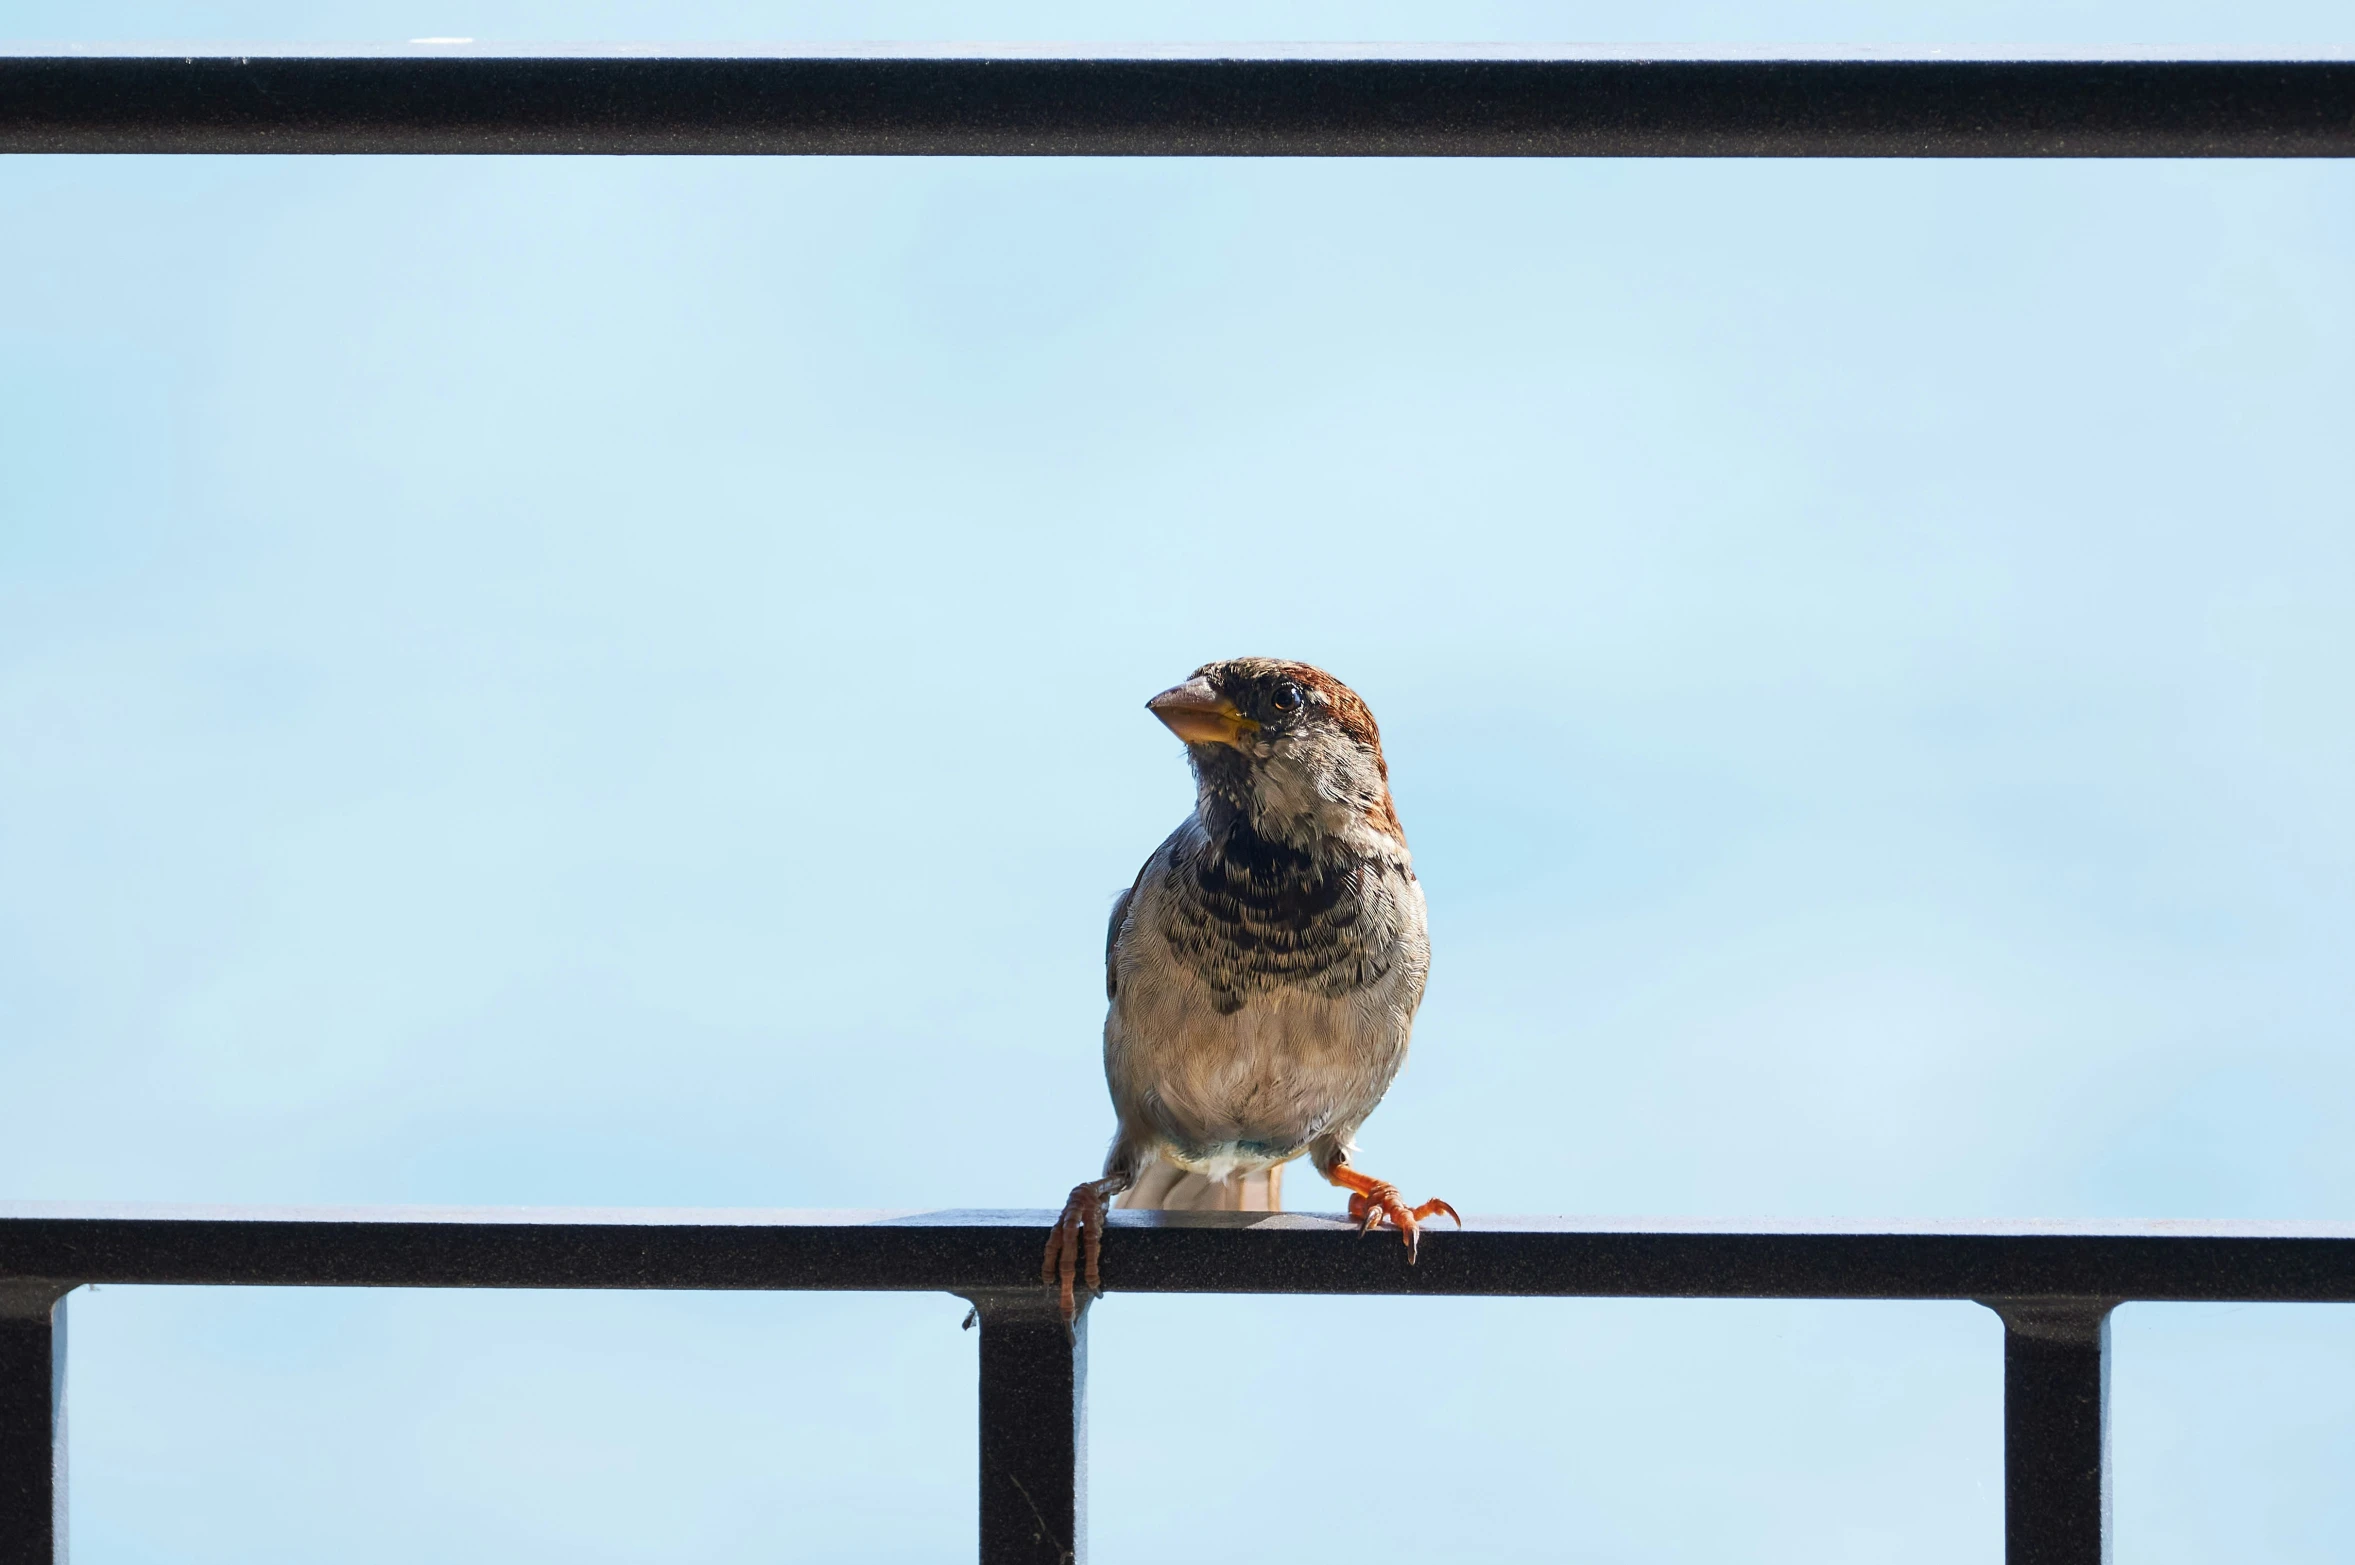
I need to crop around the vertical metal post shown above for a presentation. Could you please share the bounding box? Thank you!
[1987,1298,2113,1565]
[968,1294,1085,1565]
[0,1284,71,1565]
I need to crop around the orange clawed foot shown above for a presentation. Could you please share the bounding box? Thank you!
[1042,1178,1123,1324]
[1326,1165,1461,1262]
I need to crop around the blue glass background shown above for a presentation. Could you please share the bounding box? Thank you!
[4,2,2353,1559]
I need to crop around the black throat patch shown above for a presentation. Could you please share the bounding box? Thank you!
[1161,808,1397,1014]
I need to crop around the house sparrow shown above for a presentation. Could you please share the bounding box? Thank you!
[1043,657,1455,1320]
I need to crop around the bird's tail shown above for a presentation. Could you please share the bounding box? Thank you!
[1114,1154,1284,1212]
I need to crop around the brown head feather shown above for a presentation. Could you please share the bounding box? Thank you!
[1287,666,1403,841]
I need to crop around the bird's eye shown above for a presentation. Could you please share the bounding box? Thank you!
[1269,681,1304,713]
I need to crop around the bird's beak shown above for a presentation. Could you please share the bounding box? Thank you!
[1148,676,1258,747]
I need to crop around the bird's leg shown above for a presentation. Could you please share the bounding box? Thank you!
[1042,1175,1130,1323]
[1321,1160,1461,1262]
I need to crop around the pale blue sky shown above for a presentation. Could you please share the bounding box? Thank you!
[5,2,2355,1561]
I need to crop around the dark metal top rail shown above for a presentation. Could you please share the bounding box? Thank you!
[6,1203,2355,1300]
[4,47,2355,156]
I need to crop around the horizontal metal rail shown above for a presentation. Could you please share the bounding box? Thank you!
[3,48,2354,157]
[5,1206,2355,1564]
[6,1205,2355,1297]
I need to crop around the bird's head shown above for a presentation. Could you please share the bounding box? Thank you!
[1147,657,1405,852]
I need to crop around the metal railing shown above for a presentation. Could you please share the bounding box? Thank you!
[6,1204,2355,1563]
[8,43,2352,1565]
[1,47,2353,156]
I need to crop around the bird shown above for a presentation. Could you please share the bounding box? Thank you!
[1042,657,1455,1320]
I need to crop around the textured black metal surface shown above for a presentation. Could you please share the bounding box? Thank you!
[3,51,2354,157]
[971,1296,1087,1565]
[1992,1300,2113,1565]
[5,1205,2355,1301]
[0,1287,66,1565]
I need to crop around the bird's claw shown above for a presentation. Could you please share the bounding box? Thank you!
[1043,1180,1114,1324]
[1345,1182,1461,1263]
